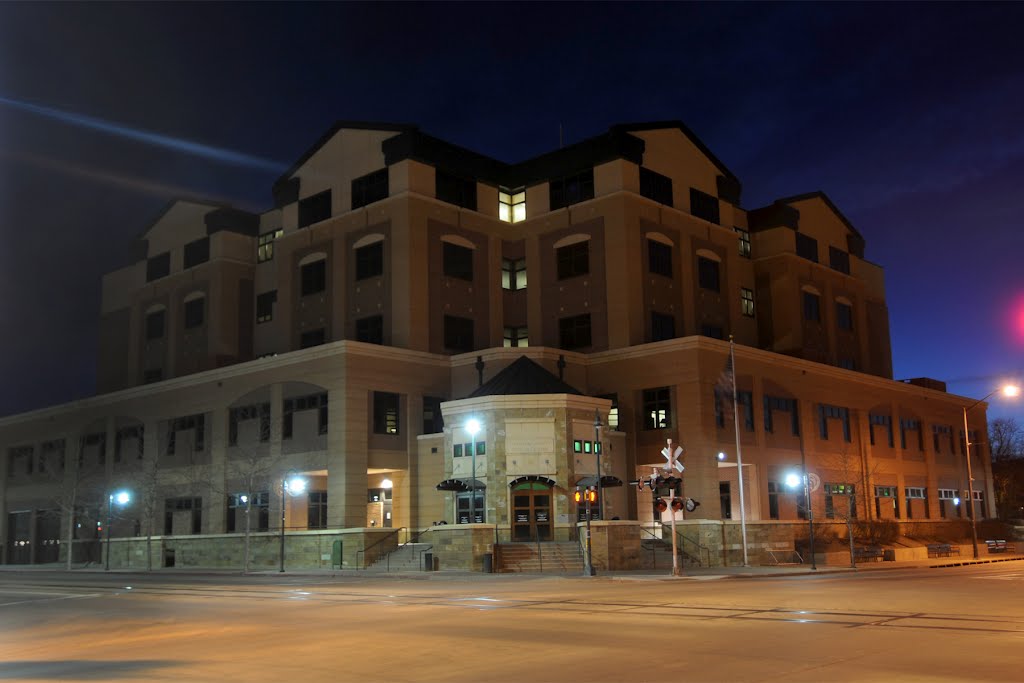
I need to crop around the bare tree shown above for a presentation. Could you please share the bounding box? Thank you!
[989,417,1024,462]
[819,442,886,567]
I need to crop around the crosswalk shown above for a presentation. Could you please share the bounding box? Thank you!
[972,570,1024,581]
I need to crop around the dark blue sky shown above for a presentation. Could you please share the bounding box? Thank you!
[2,2,1023,419]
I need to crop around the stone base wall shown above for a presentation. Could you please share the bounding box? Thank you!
[420,524,494,571]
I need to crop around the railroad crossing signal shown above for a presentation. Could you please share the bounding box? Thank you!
[661,439,684,472]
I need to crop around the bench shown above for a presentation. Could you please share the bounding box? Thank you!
[854,546,884,563]
[986,540,1017,554]
[927,543,960,558]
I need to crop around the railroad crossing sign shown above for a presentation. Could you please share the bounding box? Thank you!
[661,439,684,473]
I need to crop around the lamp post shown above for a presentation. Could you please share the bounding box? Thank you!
[962,384,1019,559]
[787,431,816,570]
[466,419,481,524]
[279,471,307,572]
[105,490,131,571]
[593,409,603,520]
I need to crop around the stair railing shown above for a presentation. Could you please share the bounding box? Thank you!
[356,527,403,569]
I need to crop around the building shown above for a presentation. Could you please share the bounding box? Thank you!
[1,121,993,570]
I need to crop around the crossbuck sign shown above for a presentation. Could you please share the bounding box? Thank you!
[661,439,684,473]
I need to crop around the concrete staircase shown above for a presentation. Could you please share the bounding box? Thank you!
[366,542,432,572]
[496,541,584,573]
[641,538,704,569]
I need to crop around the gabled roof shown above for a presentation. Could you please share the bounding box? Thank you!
[273,120,415,187]
[466,356,582,398]
[774,191,864,241]
[610,120,741,187]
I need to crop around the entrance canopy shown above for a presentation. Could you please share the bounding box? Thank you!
[436,478,486,492]
[574,475,624,488]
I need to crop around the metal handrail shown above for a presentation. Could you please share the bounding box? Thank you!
[355,527,403,569]
[637,523,664,567]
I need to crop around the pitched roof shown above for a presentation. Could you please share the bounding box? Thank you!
[466,356,582,398]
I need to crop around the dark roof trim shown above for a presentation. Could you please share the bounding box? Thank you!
[507,127,645,188]
[436,478,486,492]
[466,355,583,398]
[509,476,557,488]
[383,129,508,185]
[204,207,260,237]
[747,201,800,232]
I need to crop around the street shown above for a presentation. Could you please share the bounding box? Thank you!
[1,564,1023,682]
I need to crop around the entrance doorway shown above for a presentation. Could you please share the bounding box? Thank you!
[511,481,552,541]
[720,482,732,520]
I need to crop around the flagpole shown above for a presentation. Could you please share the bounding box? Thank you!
[729,337,750,566]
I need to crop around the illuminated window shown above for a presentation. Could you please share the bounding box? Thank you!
[374,392,400,435]
[741,288,755,317]
[499,188,526,223]
[735,227,751,258]
[502,258,527,290]
[503,326,528,347]
[642,387,671,430]
[258,229,283,263]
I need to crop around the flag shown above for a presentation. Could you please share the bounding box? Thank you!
[714,353,735,423]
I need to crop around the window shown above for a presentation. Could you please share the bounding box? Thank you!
[79,433,105,467]
[298,190,331,228]
[227,492,269,533]
[734,391,755,431]
[651,312,675,342]
[443,242,474,281]
[796,233,818,262]
[504,326,528,347]
[818,404,851,441]
[256,291,277,323]
[300,328,326,349]
[257,229,283,263]
[559,314,592,350]
[7,446,33,477]
[373,392,400,435]
[900,418,923,450]
[600,394,619,429]
[39,439,66,474]
[355,241,384,280]
[642,387,671,430]
[689,188,720,224]
[639,167,673,207]
[183,237,210,269]
[352,168,389,209]
[356,315,384,344]
[768,482,780,520]
[556,241,589,279]
[283,393,328,439]
[648,239,672,278]
[869,414,894,447]
[184,297,205,329]
[701,325,724,340]
[423,396,444,434]
[443,315,474,353]
[308,491,328,529]
[146,252,170,282]
[764,396,799,435]
[836,302,853,331]
[164,496,202,535]
[146,309,166,340]
[550,169,594,210]
[228,403,270,446]
[824,483,856,519]
[803,291,821,322]
[502,258,527,290]
[938,489,960,519]
[499,188,526,223]
[735,227,751,258]
[740,288,755,317]
[697,256,720,291]
[456,491,486,524]
[300,258,326,296]
[167,414,205,455]
[114,425,144,463]
[933,424,953,453]
[829,246,850,275]
[435,169,477,210]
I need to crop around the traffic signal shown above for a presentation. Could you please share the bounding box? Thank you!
[574,488,582,504]
[685,498,700,512]
[670,498,684,512]
[654,497,668,512]
[586,487,597,504]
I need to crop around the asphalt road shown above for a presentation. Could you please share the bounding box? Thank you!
[1,565,1022,682]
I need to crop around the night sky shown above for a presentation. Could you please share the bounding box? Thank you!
[2,2,1023,420]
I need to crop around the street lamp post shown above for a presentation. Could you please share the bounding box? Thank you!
[962,384,1019,559]
[466,419,481,524]
[593,409,603,520]
[105,490,131,571]
[786,434,816,570]
[279,471,307,573]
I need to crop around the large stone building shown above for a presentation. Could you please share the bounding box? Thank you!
[0,121,993,570]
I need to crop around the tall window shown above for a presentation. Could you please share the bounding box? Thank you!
[818,404,851,442]
[556,241,589,279]
[356,315,384,344]
[423,396,444,434]
[768,482,781,520]
[443,242,474,281]
[146,309,166,340]
[258,229,283,263]
[829,246,850,275]
[351,168,389,209]
[648,239,672,277]
[642,387,671,430]
[301,258,327,296]
[373,392,400,434]
[689,188,720,224]
[227,492,269,533]
[735,227,751,258]
[639,167,673,207]
[697,256,720,291]
[824,483,856,519]
[355,241,384,280]
[146,252,170,282]
[836,302,853,330]
[869,413,894,447]
[740,288,755,317]
[184,297,205,329]
[443,315,474,353]
[803,291,821,322]
[166,414,205,455]
[256,291,277,323]
[499,188,526,223]
[651,312,675,342]
[764,396,799,435]
[298,190,331,228]
[435,170,477,210]
[737,391,754,431]
[549,169,594,210]
[559,314,592,350]
[228,403,271,446]
[900,418,923,450]
[307,491,328,529]
[503,326,528,347]
[796,233,818,262]
[502,258,527,290]
[283,393,328,439]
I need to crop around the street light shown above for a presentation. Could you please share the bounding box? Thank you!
[279,472,307,572]
[962,383,1019,559]
[593,409,603,521]
[786,463,816,571]
[466,419,481,524]
[105,490,131,571]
